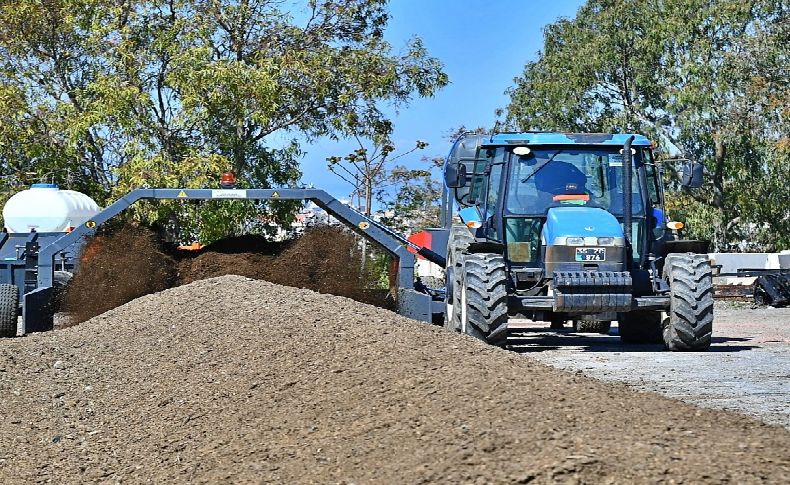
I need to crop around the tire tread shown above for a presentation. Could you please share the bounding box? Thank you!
[663,253,714,351]
[0,284,19,338]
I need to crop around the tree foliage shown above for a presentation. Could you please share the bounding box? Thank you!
[0,0,447,241]
[327,136,428,215]
[505,0,788,250]
[380,162,442,234]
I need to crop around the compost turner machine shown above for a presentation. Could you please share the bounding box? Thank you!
[0,186,447,337]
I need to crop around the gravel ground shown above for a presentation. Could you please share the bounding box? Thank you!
[509,302,790,428]
[1,276,789,483]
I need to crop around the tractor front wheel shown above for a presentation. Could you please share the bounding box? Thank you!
[444,225,474,332]
[663,253,714,351]
[460,253,509,346]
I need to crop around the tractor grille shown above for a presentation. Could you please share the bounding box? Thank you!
[553,271,632,312]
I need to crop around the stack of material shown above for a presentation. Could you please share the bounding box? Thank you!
[2,276,789,482]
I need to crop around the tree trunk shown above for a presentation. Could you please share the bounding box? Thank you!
[364,179,373,217]
[711,134,727,251]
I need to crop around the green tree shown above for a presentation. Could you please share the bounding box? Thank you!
[380,163,442,234]
[504,0,788,250]
[327,137,428,216]
[0,0,447,241]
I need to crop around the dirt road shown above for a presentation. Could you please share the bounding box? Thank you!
[1,277,789,483]
[511,302,790,428]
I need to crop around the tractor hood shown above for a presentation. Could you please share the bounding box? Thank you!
[542,207,625,246]
[542,207,628,275]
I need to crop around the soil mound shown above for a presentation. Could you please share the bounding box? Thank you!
[264,226,386,305]
[199,234,288,255]
[177,252,276,284]
[1,275,788,483]
[68,226,388,325]
[63,225,176,323]
[177,226,387,307]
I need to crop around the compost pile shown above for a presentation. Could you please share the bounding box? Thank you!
[65,225,387,323]
[2,276,789,483]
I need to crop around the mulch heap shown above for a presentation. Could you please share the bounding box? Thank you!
[2,275,789,483]
[64,225,388,324]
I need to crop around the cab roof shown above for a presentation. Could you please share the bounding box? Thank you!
[478,132,652,147]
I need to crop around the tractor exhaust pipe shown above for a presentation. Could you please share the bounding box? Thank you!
[623,135,635,247]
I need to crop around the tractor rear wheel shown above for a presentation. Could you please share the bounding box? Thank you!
[618,311,663,344]
[0,284,19,338]
[575,320,612,334]
[663,253,714,351]
[460,253,509,345]
[444,225,474,332]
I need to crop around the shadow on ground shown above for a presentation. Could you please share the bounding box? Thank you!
[506,326,759,353]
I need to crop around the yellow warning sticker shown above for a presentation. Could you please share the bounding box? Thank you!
[177,190,188,198]
[271,191,280,198]
[85,221,97,228]
[358,221,370,230]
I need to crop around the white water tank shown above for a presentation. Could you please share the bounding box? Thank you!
[3,184,101,233]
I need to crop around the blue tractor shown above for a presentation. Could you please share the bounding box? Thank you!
[441,132,713,350]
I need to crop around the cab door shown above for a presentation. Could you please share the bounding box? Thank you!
[480,148,506,241]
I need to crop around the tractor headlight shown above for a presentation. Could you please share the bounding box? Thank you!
[597,237,615,245]
[566,237,585,246]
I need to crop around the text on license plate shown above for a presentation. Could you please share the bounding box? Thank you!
[575,247,605,261]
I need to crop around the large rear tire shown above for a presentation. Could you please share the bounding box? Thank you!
[0,284,19,338]
[459,253,509,345]
[663,253,714,351]
[618,311,663,344]
[444,225,474,332]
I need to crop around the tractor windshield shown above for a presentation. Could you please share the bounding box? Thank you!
[505,147,645,216]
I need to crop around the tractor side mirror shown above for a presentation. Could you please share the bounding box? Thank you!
[444,163,467,188]
[681,160,704,188]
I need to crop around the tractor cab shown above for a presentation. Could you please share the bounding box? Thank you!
[446,133,662,270]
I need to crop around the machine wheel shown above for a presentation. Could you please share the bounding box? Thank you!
[618,311,663,344]
[0,284,19,338]
[444,225,474,332]
[663,253,714,351]
[459,253,509,345]
[575,320,612,334]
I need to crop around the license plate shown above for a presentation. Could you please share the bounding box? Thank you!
[575,247,605,261]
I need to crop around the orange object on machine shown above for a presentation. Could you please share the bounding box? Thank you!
[220,171,237,188]
[177,242,204,251]
[552,194,590,202]
[406,231,432,258]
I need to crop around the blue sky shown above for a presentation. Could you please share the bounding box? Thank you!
[294,0,584,201]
